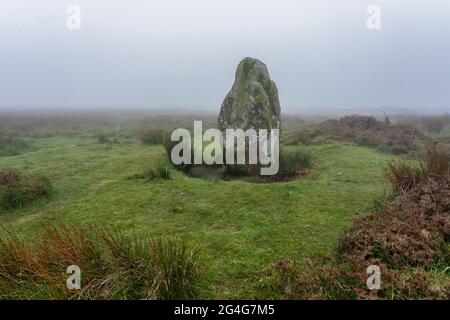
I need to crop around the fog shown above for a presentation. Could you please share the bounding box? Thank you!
[1,0,449,114]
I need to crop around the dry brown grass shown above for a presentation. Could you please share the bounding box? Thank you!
[386,147,450,194]
[284,115,424,155]
[268,147,450,300]
[386,161,425,193]
[0,222,201,300]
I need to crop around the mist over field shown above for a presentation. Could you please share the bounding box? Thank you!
[0,1,450,303]
[1,0,450,114]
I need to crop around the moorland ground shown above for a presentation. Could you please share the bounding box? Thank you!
[0,111,448,299]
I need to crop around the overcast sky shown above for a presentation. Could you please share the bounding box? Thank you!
[1,0,449,113]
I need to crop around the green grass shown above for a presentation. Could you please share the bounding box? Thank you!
[0,136,395,299]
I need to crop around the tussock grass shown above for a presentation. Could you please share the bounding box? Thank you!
[130,162,171,180]
[0,222,200,300]
[277,148,312,177]
[386,147,450,193]
[0,170,52,211]
[386,161,425,193]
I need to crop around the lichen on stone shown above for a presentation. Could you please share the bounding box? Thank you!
[218,57,281,132]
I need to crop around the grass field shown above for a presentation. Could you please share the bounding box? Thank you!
[0,133,396,298]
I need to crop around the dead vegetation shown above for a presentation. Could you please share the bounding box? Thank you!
[268,147,450,299]
[398,114,450,134]
[0,222,200,299]
[284,115,424,155]
[386,147,450,193]
[0,170,52,211]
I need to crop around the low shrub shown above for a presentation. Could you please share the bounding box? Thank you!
[96,132,110,144]
[0,170,52,210]
[332,147,450,298]
[399,114,450,133]
[139,129,166,145]
[386,160,425,193]
[285,115,424,155]
[95,132,119,144]
[267,256,449,300]
[130,163,171,180]
[353,148,450,267]
[386,147,450,193]
[424,146,450,176]
[0,222,201,299]
[268,145,450,300]
[284,148,312,170]
[0,137,35,157]
[275,148,312,180]
[266,259,359,300]
[0,132,8,147]
[282,128,317,145]
[337,202,450,269]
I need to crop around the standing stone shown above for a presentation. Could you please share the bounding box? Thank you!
[218,57,281,132]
